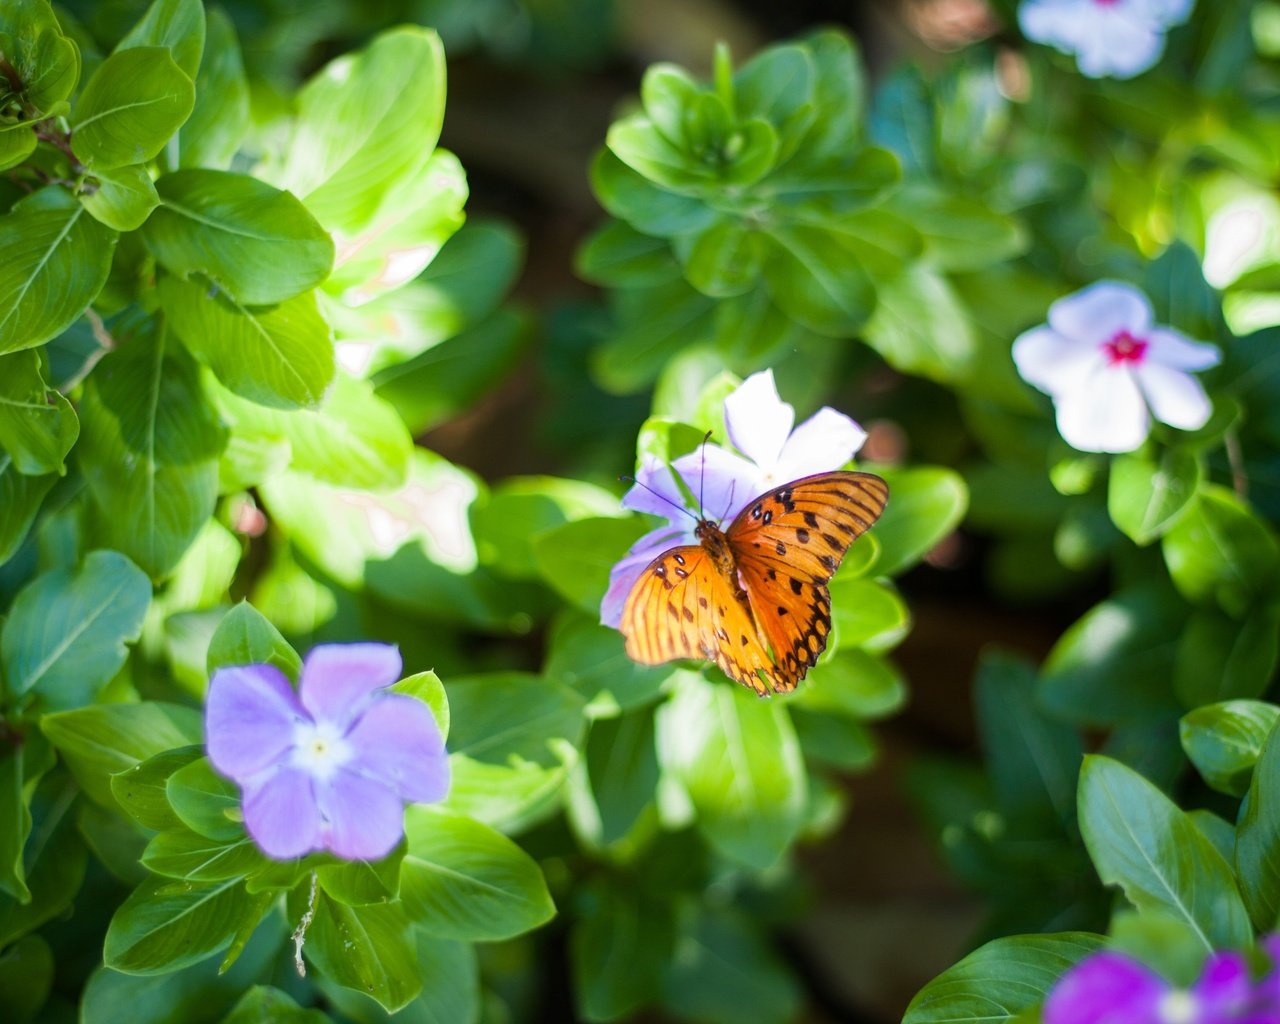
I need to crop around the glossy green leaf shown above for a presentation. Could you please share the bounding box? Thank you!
[399,807,554,940]
[2,549,149,709]
[442,749,576,834]
[166,758,242,841]
[318,931,478,1024]
[593,279,718,393]
[315,851,404,906]
[0,933,53,1023]
[300,890,421,1013]
[576,221,679,288]
[0,732,54,902]
[0,349,78,474]
[794,648,906,721]
[78,318,225,578]
[160,274,334,409]
[1236,721,1280,930]
[178,9,247,169]
[0,1,80,114]
[110,745,202,831]
[1108,449,1202,545]
[220,986,330,1024]
[532,515,650,615]
[116,0,205,79]
[543,617,673,715]
[1078,755,1252,951]
[590,149,718,237]
[570,876,674,1021]
[676,219,765,298]
[903,933,1105,1024]
[0,187,116,355]
[81,163,161,232]
[862,265,977,385]
[445,672,586,767]
[828,578,910,652]
[389,670,449,740]
[70,47,194,170]
[142,830,265,882]
[761,224,876,335]
[891,184,1026,271]
[868,464,968,577]
[205,601,302,681]
[145,170,334,305]
[0,777,87,949]
[578,705,660,845]
[0,458,54,566]
[656,673,806,868]
[1180,701,1280,797]
[1173,604,1280,707]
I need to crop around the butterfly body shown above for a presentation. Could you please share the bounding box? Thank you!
[621,470,888,695]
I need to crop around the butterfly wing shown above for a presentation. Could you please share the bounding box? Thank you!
[620,544,783,696]
[727,471,889,687]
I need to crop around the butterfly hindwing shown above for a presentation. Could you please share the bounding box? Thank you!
[727,471,888,684]
[620,544,780,695]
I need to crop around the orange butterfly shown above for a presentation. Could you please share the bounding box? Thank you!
[620,470,889,695]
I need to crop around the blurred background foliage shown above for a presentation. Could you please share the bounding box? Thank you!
[3,0,1280,1022]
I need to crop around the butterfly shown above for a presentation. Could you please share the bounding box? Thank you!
[620,470,889,695]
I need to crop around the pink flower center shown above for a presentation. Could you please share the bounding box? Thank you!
[1103,330,1148,366]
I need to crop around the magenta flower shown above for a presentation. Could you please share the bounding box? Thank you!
[205,643,449,861]
[599,369,867,628]
[1012,281,1220,453]
[1043,947,1276,1024]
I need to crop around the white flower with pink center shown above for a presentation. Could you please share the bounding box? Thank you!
[1018,0,1195,79]
[1012,281,1220,454]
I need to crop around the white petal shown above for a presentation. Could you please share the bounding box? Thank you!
[1145,327,1221,371]
[1074,13,1165,79]
[1019,0,1097,49]
[671,444,763,523]
[1012,325,1106,396]
[775,408,868,481]
[620,455,693,520]
[1048,281,1153,344]
[1053,369,1151,453]
[1135,363,1214,431]
[723,369,794,472]
[1131,0,1194,27]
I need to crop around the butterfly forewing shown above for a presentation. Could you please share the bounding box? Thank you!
[727,471,888,685]
[620,545,780,695]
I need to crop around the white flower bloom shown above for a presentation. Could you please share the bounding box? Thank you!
[1018,0,1195,79]
[1012,281,1220,454]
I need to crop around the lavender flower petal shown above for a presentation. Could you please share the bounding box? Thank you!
[299,643,402,726]
[671,443,759,523]
[620,456,691,519]
[205,664,303,782]
[346,695,450,804]
[723,369,793,472]
[242,767,322,859]
[316,769,406,861]
[776,407,867,482]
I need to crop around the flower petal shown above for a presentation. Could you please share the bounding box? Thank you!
[242,767,322,860]
[1145,327,1221,371]
[671,443,762,523]
[1135,362,1213,432]
[1043,951,1167,1024]
[1013,325,1106,397]
[724,369,794,473]
[1132,0,1194,27]
[1074,12,1164,80]
[1048,281,1153,345]
[620,455,693,520]
[776,407,868,482]
[1193,951,1253,1017]
[205,664,304,782]
[316,769,406,861]
[299,643,402,726]
[600,526,688,628]
[1054,368,1150,453]
[1019,0,1098,50]
[346,694,449,804]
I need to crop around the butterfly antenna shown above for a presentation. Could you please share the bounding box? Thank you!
[618,474,699,523]
[698,430,713,518]
[718,480,737,525]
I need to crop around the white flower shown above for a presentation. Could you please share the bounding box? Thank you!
[1012,281,1220,454]
[1018,0,1195,79]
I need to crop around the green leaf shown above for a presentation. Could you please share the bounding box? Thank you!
[792,649,906,721]
[104,875,268,974]
[868,464,967,577]
[571,876,674,1021]
[0,732,54,901]
[70,47,194,171]
[579,705,660,845]
[280,27,446,235]
[532,515,650,615]
[399,806,555,940]
[861,265,978,386]
[903,933,1105,1024]
[0,187,116,355]
[41,702,201,810]
[0,349,78,474]
[116,0,205,79]
[890,184,1026,271]
[593,279,718,393]
[1162,485,1280,616]
[216,372,410,490]
[0,458,54,566]
[662,905,802,1024]
[1077,755,1252,951]
[0,125,37,174]
[206,601,302,681]
[734,43,814,159]
[1180,701,1280,797]
[445,672,586,768]
[0,777,87,949]
[1237,721,1280,930]
[389,670,449,740]
[177,9,247,170]
[78,318,225,578]
[543,617,672,715]
[1039,586,1187,726]
[1108,449,1202,545]
[590,149,719,237]
[676,219,765,298]
[142,830,265,882]
[656,673,806,869]
[220,986,330,1024]
[442,750,575,835]
[315,851,404,906]
[0,1,80,114]
[318,932,478,1024]
[299,890,421,1013]
[761,224,876,335]
[145,170,334,305]
[2,549,149,709]
[576,221,680,288]
[1173,604,1280,707]
[828,578,909,652]
[0,933,53,1023]
[160,275,334,409]
[81,163,161,232]
[166,758,243,841]
[110,745,202,831]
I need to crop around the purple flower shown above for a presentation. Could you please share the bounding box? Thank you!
[1012,281,1220,454]
[1043,947,1271,1024]
[1018,0,1195,80]
[205,643,449,861]
[600,369,867,628]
